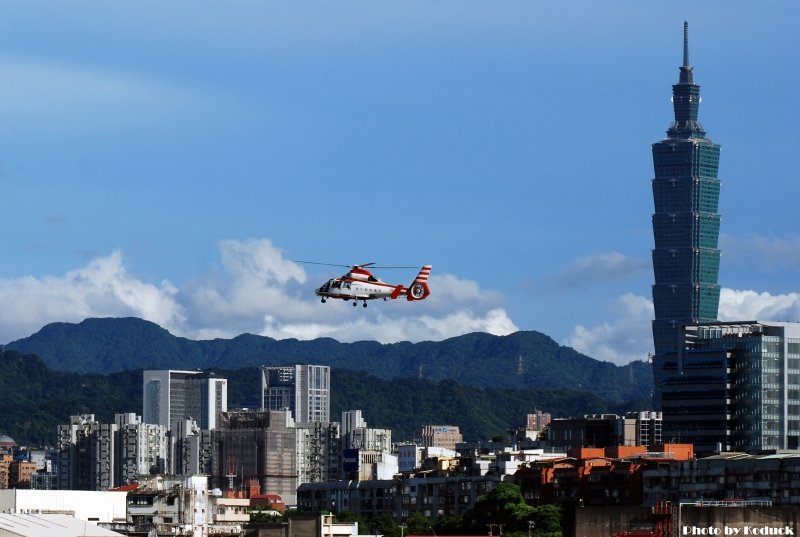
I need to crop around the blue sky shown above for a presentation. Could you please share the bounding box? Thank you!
[1,2,798,365]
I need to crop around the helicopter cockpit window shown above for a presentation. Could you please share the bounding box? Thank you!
[323,280,333,292]
[331,281,342,289]
[343,282,351,289]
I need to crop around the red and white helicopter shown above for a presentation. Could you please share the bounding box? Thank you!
[301,262,432,307]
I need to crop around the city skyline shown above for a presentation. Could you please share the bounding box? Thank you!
[1,3,798,365]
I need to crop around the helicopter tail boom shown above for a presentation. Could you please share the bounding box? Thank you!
[406,265,432,301]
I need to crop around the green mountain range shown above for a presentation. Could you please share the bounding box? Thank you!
[0,349,647,447]
[0,318,655,446]
[4,317,652,402]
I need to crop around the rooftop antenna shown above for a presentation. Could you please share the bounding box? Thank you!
[226,455,236,491]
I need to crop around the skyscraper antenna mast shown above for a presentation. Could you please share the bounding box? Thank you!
[683,21,690,68]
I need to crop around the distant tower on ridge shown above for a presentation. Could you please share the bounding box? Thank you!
[651,22,722,406]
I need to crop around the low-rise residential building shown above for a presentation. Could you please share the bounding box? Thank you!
[418,425,463,451]
[343,449,398,481]
[251,514,358,537]
[641,451,800,505]
[513,443,694,506]
[297,473,501,521]
[548,412,663,451]
[108,475,211,536]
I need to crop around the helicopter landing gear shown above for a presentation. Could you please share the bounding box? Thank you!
[321,298,326,303]
[362,301,368,308]
[352,301,357,307]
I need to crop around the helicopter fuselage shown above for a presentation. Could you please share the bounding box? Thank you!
[315,265,431,307]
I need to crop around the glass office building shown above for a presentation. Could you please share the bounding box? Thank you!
[659,322,800,454]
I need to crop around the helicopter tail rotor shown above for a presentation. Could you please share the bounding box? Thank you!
[406,265,432,301]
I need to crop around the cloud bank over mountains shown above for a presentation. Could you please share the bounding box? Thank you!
[3,240,799,367]
[565,288,800,366]
[0,239,517,346]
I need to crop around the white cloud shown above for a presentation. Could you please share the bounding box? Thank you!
[261,308,518,344]
[565,287,800,366]
[565,293,654,365]
[0,239,517,345]
[719,288,800,322]
[0,251,185,342]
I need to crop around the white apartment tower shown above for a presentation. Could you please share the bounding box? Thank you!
[143,370,228,430]
[115,413,168,486]
[261,365,330,423]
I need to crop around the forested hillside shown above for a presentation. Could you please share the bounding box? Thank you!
[0,349,650,446]
[6,317,653,402]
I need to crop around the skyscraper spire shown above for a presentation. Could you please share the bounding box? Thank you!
[679,21,694,84]
[683,21,690,67]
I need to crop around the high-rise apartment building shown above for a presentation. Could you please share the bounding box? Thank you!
[57,413,168,491]
[296,420,341,485]
[651,23,722,405]
[115,413,168,486]
[57,414,116,490]
[142,370,227,430]
[168,418,212,477]
[261,365,330,423]
[212,409,298,504]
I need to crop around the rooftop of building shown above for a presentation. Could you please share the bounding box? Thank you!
[0,513,124,537]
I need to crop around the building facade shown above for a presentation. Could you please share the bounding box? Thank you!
[548,413,662,451]
[261,365,330,423]
[57,414,168,491]
[142,370,227,430]
[211,410,299,505]
[296,420,341,485]
[57,414,116,491]
[115,413,168,486]
[651,22,722,405]
[418,425,463,451]
[167,418,212,477]
[657,321,800,454]
[297,474,500,521]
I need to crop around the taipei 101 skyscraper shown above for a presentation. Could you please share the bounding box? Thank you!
[651,22,721,402]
